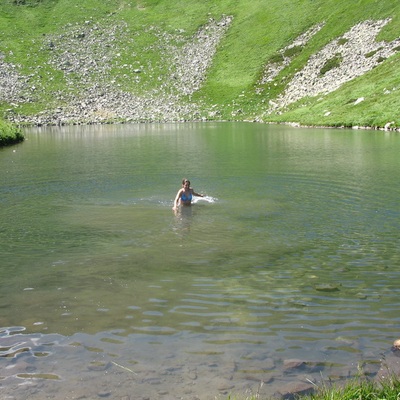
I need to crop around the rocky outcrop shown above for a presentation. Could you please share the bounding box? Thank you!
[263,19,400,113]
[257,22,325,88]
[1,15,400,126]
[2,15,232,126]
[0,53,27,103]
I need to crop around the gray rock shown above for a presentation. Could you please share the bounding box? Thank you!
[276,381,315,400]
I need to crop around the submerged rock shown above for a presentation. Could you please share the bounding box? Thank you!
[314,283,340,292]
[276,381,315,400]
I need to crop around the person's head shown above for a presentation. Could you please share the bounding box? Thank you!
[182,178,190,188]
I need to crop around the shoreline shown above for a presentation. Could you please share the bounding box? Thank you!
[13,117,400,133]
[2,15,400,132]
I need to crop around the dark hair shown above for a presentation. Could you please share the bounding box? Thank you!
[182,178,190,185]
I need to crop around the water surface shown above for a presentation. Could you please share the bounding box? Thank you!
[1,122,399,399]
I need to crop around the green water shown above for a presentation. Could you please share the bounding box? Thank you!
[0,122,399,398]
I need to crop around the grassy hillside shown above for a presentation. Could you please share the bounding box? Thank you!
[1,0,400,127]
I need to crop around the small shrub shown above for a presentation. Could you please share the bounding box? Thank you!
[337,38,348,45]
[9,0,52,7]
[365,47,383,58]
[319,53,343,76]
[12,0,43,5]
[365,49,378,58]
[269,53,284,64]
[283,45,303,58]
[0,121,24,146]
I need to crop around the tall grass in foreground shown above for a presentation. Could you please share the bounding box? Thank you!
[0,121,24,146]
[302,375,400,400]
[229,374,400,400]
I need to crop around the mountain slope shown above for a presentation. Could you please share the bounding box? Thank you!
[1,0,400,128]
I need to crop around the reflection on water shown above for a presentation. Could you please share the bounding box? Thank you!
[0,123,399,398]
[173,203,194,234]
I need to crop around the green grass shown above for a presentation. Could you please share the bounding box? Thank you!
[304,378,400,400]
[268,51,400,128]
[0,120,24,146]
[228,374,400,400]
[301,373,400,400]
[1,0,400,127]
[320,54,343,77]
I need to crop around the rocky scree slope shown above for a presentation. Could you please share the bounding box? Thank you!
[1,15,400,127]
[2,16,232,125]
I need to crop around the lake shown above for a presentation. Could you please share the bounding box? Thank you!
[1,122,399,399]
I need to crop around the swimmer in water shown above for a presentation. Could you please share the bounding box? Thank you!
[172,178,204,210]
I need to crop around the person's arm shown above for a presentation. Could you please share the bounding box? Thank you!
[192,188,204,197]
[172,189,183,209]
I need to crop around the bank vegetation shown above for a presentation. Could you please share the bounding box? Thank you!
[231,372,400,400]
[0,120,24,146]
